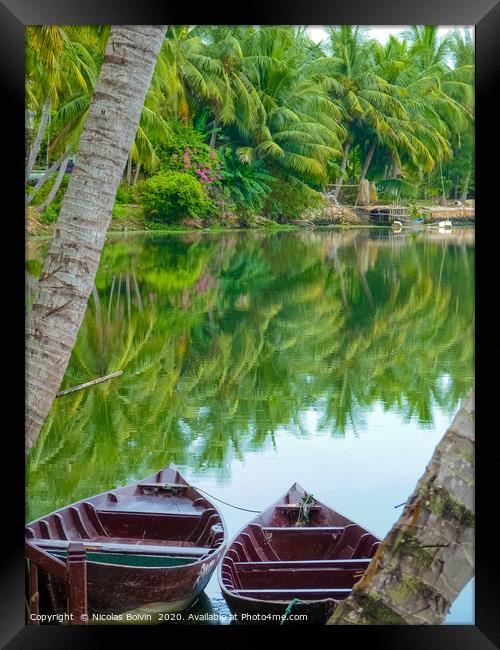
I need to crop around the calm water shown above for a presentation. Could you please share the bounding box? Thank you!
[26,227,475,624]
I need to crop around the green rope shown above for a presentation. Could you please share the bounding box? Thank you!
[281,598,307,625]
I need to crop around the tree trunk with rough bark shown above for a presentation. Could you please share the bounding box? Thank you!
[25,25,167,453]
[359,140,376,182]
[334,140,351,200]
[460,168,471,202]
[25,97,51,185]
[36,152,70,212]
[209,114,220,148]
[126,154,132,185]
[328,387,474,625]
[133,160,141,185]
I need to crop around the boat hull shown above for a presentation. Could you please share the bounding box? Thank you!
[44,546,222,618]
[223,590,337,625]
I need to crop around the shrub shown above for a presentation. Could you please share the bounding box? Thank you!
[115,182,137,204]
[263,179,326,221]
[138,171,213,223]
[39,204,60,224]
[27,173,70,222]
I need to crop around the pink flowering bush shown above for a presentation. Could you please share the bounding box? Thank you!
[168,145,225,206]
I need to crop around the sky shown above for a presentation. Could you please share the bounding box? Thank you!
[307,26,471,45]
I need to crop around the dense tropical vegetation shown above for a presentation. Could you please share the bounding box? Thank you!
[26,25,474,225]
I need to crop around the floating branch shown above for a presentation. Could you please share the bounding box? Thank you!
[56,371,123,397]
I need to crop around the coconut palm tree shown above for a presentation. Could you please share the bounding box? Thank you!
[322,27,413,197]
[25,26,102,186]
[323,26,473,197]
[25,25,168,453]
[229,27,344,190]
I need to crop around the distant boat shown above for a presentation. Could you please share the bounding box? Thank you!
[26,464,227,619]
[391,216,425,232]
[218,483,380,625]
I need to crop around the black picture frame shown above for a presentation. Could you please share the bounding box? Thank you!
[3,0,498,646]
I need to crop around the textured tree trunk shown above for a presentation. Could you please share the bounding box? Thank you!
[460,168,471,202]
[209,114,220,148]
[36,152,70,212]
[25,25,167,453]
[25,152,67,205]
[133,160,141,185]
[359,140,376,182]
[25,97,51,185]
[328,387,474,625]
[334,140,351,200]
[126,154,132,185]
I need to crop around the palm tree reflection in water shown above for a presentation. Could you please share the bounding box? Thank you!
[26,229,474,520]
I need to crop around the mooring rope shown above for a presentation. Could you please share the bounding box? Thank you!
[193,486,261,513]
[280,598,307,625]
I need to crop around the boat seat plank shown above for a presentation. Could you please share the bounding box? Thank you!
[233,559,371,570]
[262,527,344,533]
[29,538,212,558]
[232,588,351,600]
[137,483,189,492]
[91,536,197,547]
[275,505,322,512]
[95,502,205,515]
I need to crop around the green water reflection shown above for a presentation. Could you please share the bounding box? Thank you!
[26,228,474,522]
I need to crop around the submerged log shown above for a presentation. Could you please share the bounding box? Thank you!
[328,387,474,625]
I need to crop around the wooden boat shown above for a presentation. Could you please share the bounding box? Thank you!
[218,483,380,625]
[25,464,227,620]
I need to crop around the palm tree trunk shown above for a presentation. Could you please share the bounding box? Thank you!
[36,152,70,212]
[127,155,132,185]
[359,139,376,182]
[133,160,141,185]
[25,25,168,453]
[209,114,220,148]
[25,152,67,206]
[328,387,474,625]
[25,97,51,185]
[334,140,351,200]
[460,168,471,202]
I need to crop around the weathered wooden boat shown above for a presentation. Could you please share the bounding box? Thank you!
[25,464,227,621]
[218,483,380,625]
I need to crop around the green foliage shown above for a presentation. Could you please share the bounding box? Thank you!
[219,149,274,214]
[27,173,70,222]
[25,259,42,277]
[115,182,137,204]
[138,171,214,223]
[264,179,326,220]
[376,178,418,201]
[26,25,475,218]
[39,204,60,224]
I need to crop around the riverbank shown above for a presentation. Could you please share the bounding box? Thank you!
[26,201,475,238]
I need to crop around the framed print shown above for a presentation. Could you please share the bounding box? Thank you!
[2,0,498,646]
